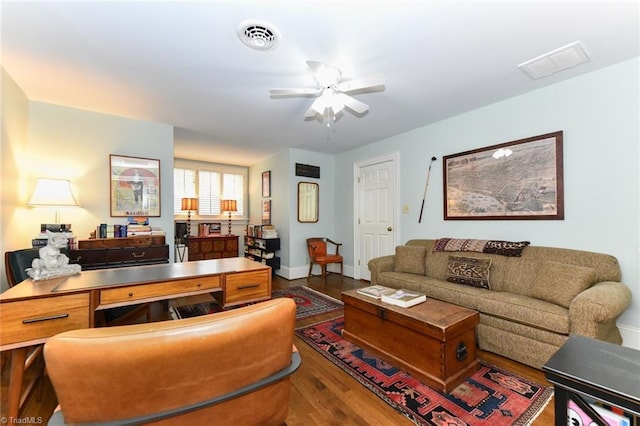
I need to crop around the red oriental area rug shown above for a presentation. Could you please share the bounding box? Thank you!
[171,285,343,321]
[296,317,553,426]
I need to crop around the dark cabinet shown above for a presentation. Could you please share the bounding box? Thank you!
[187,235,239,261]
[69,236,169,270]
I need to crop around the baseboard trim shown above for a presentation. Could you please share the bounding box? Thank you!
[619,323,640,350]
[277,264,353,280]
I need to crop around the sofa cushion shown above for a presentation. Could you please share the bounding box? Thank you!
[393,245,426,275]
[476,292,570,334]
[530,261,597,308]
[447,256,492,289]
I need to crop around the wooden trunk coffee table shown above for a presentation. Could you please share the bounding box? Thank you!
[341,289,480,392]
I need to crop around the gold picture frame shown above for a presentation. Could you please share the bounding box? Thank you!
[110,154,160,217]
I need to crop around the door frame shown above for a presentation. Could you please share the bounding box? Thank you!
[352,152,401,280]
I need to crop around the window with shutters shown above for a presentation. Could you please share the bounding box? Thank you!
[174,160,247,219]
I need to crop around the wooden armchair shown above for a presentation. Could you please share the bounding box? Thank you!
[307,237,344,282]
[44,298,300,425]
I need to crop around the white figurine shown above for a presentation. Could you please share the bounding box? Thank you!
[27,231,81,280]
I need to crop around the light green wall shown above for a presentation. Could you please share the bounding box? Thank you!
[333,57,640,341]
[1,74,175,290]
[249,148,334,279]
[1,68,31,289]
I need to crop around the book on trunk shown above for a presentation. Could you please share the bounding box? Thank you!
[356,285,395,299]
[381,289,426,308]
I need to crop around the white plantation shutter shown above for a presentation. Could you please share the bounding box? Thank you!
[174,160,247,218]
[222,173,244,216]
[173,168,197,214]
[198,170,221,215]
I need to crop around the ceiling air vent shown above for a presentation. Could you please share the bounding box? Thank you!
[518,41,591,80]
[237,20,281,51]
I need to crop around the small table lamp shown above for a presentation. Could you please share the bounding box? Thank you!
[28,178,80,224]
[181,197,198,238]
[221,199,237,235]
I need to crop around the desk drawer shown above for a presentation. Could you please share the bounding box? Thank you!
[0,294,90,346]
[100,276,221,306]
[107,245,168,263]
[225,270,270,305]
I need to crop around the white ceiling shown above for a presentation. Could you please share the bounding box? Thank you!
[2,1,638,166]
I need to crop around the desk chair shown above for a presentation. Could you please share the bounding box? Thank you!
[307,237,344,282]
[45,298,300,426]
[3,248,46,418]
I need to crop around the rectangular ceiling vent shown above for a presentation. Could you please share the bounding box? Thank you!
[518,41,591,80]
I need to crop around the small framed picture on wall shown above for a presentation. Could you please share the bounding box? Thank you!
[262,200,271,225]
[262,171,271,198]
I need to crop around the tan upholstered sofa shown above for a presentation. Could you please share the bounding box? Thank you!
[368,238,632,368]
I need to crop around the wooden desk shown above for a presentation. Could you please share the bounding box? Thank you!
[0,257,271,419]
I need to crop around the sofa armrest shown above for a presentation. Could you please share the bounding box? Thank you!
[368,255,395,286]
[569,281,632,342]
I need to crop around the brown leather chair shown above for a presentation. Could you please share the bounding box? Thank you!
[307,237,343,282]
[44,298,300,425]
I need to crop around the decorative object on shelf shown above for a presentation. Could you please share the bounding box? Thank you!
[181,197,198,237]
[27,231,81,281]
[28,178,80,224]
[110,154,160,217]
[443,131,564,220]
[298,182,319,223]
[221,199,237,235]
[262,171,271,197]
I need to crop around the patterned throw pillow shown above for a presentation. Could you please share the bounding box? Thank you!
[483,240,530,257]
[447,255,492,289]
[394,245,427,275]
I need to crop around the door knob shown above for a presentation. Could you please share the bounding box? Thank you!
[387,227,393,232]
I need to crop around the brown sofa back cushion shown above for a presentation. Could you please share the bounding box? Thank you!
[394,245,426,275]
[530,261,597,307]
[406,239,621,297]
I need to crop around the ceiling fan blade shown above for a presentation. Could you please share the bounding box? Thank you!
[337,72,385,93]
[336,93,369,114]
[306,61,324,73]
[304,97,326,118]
[269,88,321,96]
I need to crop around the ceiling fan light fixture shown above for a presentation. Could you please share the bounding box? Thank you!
[237,19,281,51]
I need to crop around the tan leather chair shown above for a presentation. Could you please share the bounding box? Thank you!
[307,237,344,282]
[44,298,300,426]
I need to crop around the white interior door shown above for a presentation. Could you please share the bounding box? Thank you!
[355,156,397,281]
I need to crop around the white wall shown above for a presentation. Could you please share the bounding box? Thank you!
[335,58,640,346]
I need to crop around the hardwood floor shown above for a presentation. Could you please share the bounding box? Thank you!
[1,274,556,425]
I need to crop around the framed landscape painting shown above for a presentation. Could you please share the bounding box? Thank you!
[443,131,564,220]
[110,154,161,217]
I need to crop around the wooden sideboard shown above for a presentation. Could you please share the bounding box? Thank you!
[188,235,238,261]
[69,236,169,269]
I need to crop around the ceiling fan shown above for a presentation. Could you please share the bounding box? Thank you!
[269,61,385,126]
